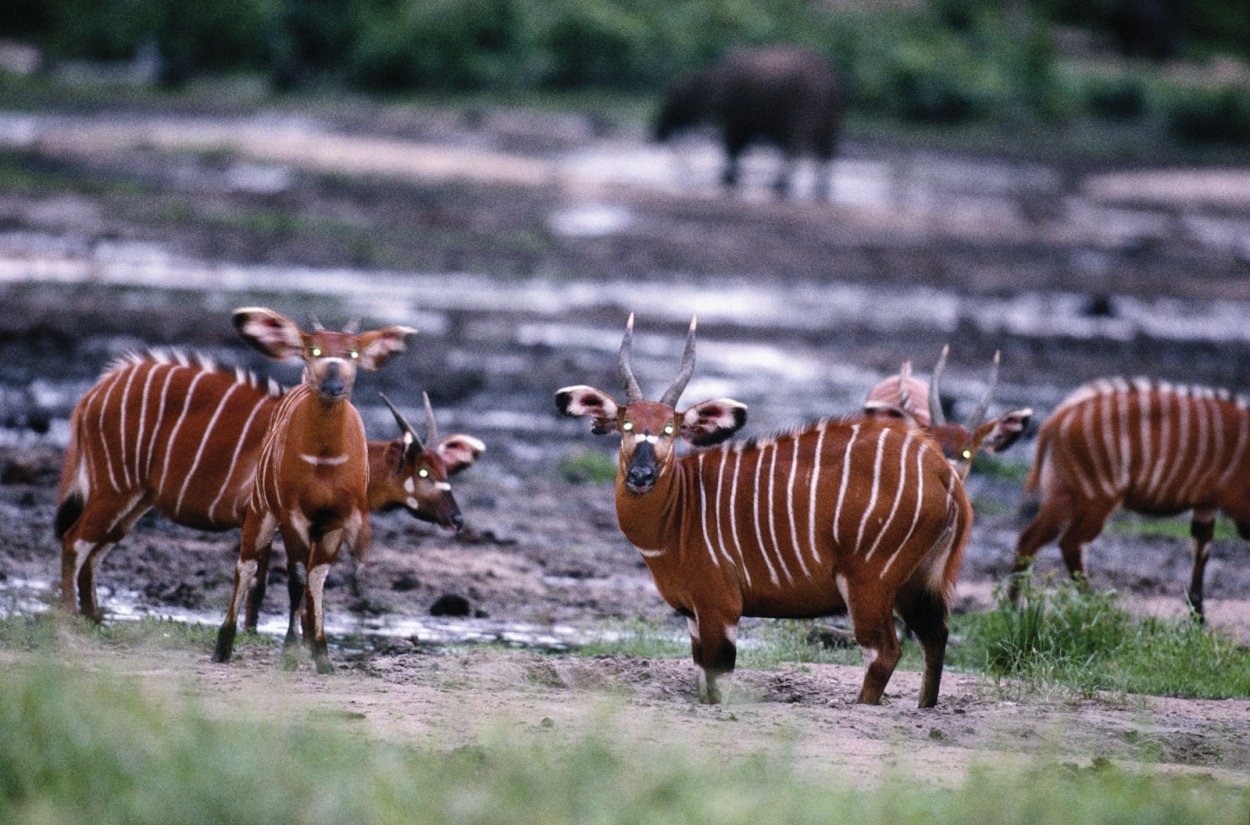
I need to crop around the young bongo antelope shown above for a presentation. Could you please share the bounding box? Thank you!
[213,308,413,672]
[863,346,1032,480]
[54,352,483,623]
[556,316,973,707]
[1011,378,1250,620]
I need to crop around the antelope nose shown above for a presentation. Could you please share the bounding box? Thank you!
[627,464,656,489]
[321,363,345,398]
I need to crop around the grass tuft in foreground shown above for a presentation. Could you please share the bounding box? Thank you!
[0,661,1246,825]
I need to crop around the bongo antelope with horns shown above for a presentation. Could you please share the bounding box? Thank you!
[213,308,413,672]
[556,316,973,706]
[1011,378,1250,620]
[863,347,1032,480]
[55,352,482,625]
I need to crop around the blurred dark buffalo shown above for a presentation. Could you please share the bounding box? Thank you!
[654,46,844,200]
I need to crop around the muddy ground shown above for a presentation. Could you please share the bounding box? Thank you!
[1,98,1249,783]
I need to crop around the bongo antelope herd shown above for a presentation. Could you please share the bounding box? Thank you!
[556,316,972,706]
[51,300,1242,703]
[55,352,483,625]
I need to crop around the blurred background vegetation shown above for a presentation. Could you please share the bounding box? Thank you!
[1,0,1249,146]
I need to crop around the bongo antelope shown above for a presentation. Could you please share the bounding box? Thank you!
[863,347,1032,479]
[556,316,972,707]
[1011,378,1250,619]
[212,308,413,672]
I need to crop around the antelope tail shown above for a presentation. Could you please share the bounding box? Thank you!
[54,410,86,541]
[1024,423,1053,494]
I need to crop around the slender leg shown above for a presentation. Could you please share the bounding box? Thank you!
[214,510,276,663]
[690,612,739,705]
[1008,490,1071,604]
[1187,510,1216,621]
[846,583,902,705]
[306,528,344,674]
[896,585,950,708]
[243,540,265,633]
[1056,501,1116,586]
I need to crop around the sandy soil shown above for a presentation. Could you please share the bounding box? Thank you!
[2,100,1250,783]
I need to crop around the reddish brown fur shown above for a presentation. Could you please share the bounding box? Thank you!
[557,320,973,707]
[56,353,481,623]
[214,308,414,671]
[1012,378,1250,618]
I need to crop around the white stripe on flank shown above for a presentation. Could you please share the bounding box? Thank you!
[881,444,927,580]
[864,430,914,561]
[208,393,271,523]
[727,449,754,587]
[1062,411,1097,500]
[160,370,211,494]
[751,443,784,586]
[146,365,180,477]
[806,420,828,568]
[117,364,141,489]
[712,449,735,568]
[175,382,243,518]
[1146,387,1172,500]
[1209,395,1225,494]
[1136,385,1152,502]
[1178,394,1210,503]
[1116,382,1132,487]
[96,371,123,493]
[855,428,890,552]
[831,424,861,545]
[760,445,800,580]
[697,453,720,568]
[1218,408,1249,489]
[1098,389,1120,492]
[133,361,158,483]
[1157,389,1189,501]
[785,433,803,575]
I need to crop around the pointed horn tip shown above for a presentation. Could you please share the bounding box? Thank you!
[992,350,1001,364]
[689,316,697,332]
[941,344,950,357]
[626,312,635,330]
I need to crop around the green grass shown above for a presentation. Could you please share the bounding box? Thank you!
[557,448,617,485]
[0,659,1245,825]
[1104,513,1240,542]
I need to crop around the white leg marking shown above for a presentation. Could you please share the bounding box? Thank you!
[72,539,94,579]
[832,425,861,544]
[687,617,700,642]
[307,565,330,637]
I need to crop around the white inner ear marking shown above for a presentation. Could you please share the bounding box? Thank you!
[300,453,349,466]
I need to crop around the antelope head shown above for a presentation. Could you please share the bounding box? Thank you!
[864,346,1032,480]
[233,308,415,402]
[556,315,747,495]
[377,393,484,531]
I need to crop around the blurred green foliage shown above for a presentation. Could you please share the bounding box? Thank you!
[2,0,1248,142]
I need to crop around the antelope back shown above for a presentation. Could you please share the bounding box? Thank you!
[1037,378,1250,508]
[66,351,281,529]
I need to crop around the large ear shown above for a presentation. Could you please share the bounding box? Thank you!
[555,385,619,435]
[862,401,922,428]
[233,307,305,361]
[680,398,747,447]
[437,434,486,475]
[356,325,417,371]
[976,408,1033,454]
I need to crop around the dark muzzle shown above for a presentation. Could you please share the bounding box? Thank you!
[626,441,658,492]
[319,362,347,399]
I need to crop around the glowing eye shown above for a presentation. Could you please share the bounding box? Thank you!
[349,350,359,359]
[418,468,429,478]
[310,347,322,357]
[961,449,973,460]
[622,421,634,432]
[663,424,674,435]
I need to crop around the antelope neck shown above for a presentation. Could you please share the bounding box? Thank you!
[614,453,688,553]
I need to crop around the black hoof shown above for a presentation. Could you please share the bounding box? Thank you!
[212,624,237,663]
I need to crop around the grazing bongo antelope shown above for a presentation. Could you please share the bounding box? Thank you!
[556,316,973,707]
[55,352,483,623]
[1011,378,1250,620]
[213,308,413,672]
[863,347,1033,480]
